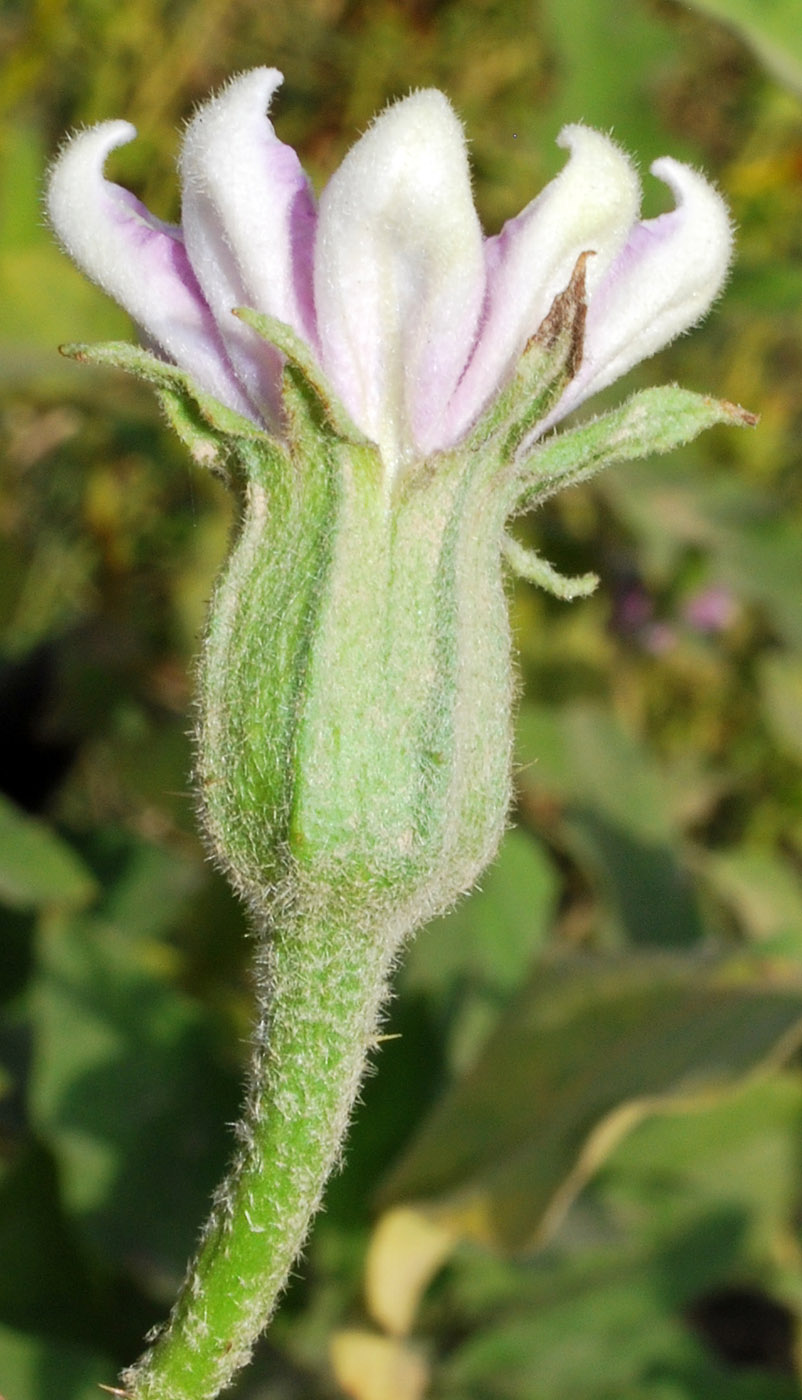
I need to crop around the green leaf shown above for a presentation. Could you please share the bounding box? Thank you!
[683,0,802,96]
[760,653,802,764]
[435,1075,802,1399]
[516,702,704,947]
[0,1322,112,1400]
[705,846,802,945]
[0,795,96,911]
[602,464,802,651]
[378,953,802,1251]
[0,127,127,367]
[28,871,238,1281]
[0,1140,104,1342]
[401,828,560,1071]
[537,0,686,164]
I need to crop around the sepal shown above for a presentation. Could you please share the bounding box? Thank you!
[465,253,589,458]
[502,533,598,601]
[233,308,368,447]
[510,385,757,514]
[60,339,267,473]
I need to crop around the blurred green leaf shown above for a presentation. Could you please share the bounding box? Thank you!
[379,953,802,1251]
[0,795,96,911]
[0,127,128,369]
[0,1140,103,1342]
[28,839,239,1284]
[400,829,559,1070]
[434,1075,802,1399]
[603,465,802,651]
[705,846,802,944]
[537,0,684,167]
[682,0,802,95]
[517,703,704,946]
[760,653,802,763]
[0,1322,112,1400]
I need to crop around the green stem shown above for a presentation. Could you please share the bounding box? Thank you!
[122,908,390,1400]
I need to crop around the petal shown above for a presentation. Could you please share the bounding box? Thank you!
[46,121,254,418]
[314,89,485,471]
[444,125,641,444]
[546,157,733,427]
[179,67,318,423]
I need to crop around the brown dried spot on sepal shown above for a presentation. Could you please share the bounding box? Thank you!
[463,251,592,460]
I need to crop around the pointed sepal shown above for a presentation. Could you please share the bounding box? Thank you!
[233,308,367,447]
[502,533,598,600]
[466,252,590,458]
[60,339,267,472]
[510,386,758,513]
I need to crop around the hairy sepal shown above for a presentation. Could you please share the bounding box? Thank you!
[510,385,758,514]
[198,364,513,943]
[465,251,590,458]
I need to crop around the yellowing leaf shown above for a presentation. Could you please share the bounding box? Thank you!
[365,1207,457,1336]
[330,1330,428,1400]
[378,953,802,1252]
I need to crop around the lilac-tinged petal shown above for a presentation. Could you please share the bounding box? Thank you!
[179,68,318,423]
[546,157,733,428]
[445,125,641,444]
[315,89,485,471]
[46,122,254,418]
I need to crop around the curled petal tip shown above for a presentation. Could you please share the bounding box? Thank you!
[184,65,285,136]
[47,121,136,240]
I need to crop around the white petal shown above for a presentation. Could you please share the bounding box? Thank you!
[179,67,318,423]
[445,124,641,443]
[315,89,485,471]
[549,157,733,426]
[46,121,254,416]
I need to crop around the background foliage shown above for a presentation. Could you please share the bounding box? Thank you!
[2,0,802,1396]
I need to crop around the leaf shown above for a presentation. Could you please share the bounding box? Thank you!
[537,0,685,163]
[682,0,802,96]
[378,953,802,1252]
[0,1140,104,1342]
[401,828,559,1070]
[0,1322,112,1400]
[0,795,96,911]
[516,702,704,947]
[0,127,127,364]
[415,1076,802,1398]
[760,653,802,764]
[329,1330,429,1400]
[364,1207,458,1337]
[28,886,239,1281]
[705,846,802,944]
[602,464,802,650]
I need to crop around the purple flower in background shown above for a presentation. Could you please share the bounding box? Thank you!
[683,584,738,633]
[47,67,733,479]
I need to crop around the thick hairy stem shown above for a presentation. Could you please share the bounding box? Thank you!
[122,906,390,1400]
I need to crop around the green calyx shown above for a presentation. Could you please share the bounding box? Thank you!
[62,282,755,932]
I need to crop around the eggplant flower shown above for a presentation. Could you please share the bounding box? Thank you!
[48,67,732,478]
[47,68,755,1400]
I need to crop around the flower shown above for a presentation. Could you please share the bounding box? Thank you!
[47,68,732,479]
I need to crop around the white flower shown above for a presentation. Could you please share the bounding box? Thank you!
[47,67,732,478]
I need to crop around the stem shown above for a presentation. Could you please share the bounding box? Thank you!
[122,905,390,1400]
